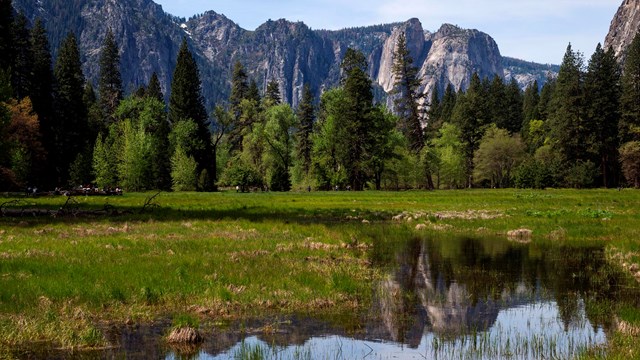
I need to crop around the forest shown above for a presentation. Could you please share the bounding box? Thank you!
[1,0,640,193]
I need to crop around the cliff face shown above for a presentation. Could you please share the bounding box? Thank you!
[605,0,640,64]
[12,0,552,109]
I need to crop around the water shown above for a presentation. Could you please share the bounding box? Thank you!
[15,236,638,359]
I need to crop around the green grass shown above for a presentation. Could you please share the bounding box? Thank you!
[1,189,640,356]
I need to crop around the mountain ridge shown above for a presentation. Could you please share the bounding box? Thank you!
[12,0,557,109]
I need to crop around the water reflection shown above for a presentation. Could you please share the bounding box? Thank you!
[15,236,639,359]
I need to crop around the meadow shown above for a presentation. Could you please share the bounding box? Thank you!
[0,189,639,358]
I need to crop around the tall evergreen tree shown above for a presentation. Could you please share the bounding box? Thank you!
[537,77,556,121]
[451,72,490,187]
[247,79,261,104]
[504,78,524,134]
[229,61,249,118]
[296,84,315,175]
[168,38,212,190]
[11,13,33,100]
[98,29,123,126]
[29,18,55,184]
[522,81,540,123]
[146,72,164,104]
[440,83,457,123]
[425,86,442,140]
[265,79,281,106]
[548,44,586,164]
[621,33,640,143]
[0,0,13,71]
[341,48,375,190]
[53,32,89,185]
[585,44,621,187]
[391,32,424,153]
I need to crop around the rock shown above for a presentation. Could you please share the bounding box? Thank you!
[507,229,533,242]
[605,0,640,64]
[12,0,554,111]
[167,327,203,344]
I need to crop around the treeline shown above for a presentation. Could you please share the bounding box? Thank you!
[1,0,639,192]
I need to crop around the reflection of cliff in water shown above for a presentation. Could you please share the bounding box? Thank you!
[369,236,629,348]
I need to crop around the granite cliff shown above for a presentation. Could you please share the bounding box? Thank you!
[12,0,556,109]
[605,0,640,64]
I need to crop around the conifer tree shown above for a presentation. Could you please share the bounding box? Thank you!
[53,32,89,185]
[11,13,33,100]
[229,61,249,118]
[296,84,315,175]
[392,32,424,153]
[247,79,261,104]
[452,72,489,186]
[265,79,281,106]
[440,83,457,123]
[146,72,164,103]
[168,38,212,190]
[548,44,586,164]
[537,77,556,121]
[621,33,640,143]
[585,44,621,187]
[98,29,123,126]
[425,86,442,140]
[522,81,540,124]
[0,0,13,71]
[504,78,523,134]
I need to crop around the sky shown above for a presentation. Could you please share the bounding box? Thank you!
[153,0,622,65]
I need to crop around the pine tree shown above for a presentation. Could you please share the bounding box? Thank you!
[53,32,89,185]
[168,38,212,190]
[537,77,556,121]
[229,61,249,118]
[522,81,540,123]
[621,33,640,143]
[247,79,261,104]
[29,18,55,185]
[504,78,523,134]
[0,0,13,71]
[452,72,490,186]
[146,72,164,103]
[440,83,457,123]
[392,32,424,153]
[296,84,315,175]
[265,79,281,106]
[548,44,586,164]
[11,13,33,100]
[585,44,621,187]
[98,29,123,126]
[425,86,442,140]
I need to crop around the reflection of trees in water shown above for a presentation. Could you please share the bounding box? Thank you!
[372,236,636,346]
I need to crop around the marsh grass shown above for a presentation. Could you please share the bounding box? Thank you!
[1,189,640,356]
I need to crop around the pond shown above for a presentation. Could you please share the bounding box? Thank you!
[15,235,640,359]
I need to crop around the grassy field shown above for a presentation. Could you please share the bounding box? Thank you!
[1,189,639,357]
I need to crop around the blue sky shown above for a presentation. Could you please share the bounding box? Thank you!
[153,0,622,65]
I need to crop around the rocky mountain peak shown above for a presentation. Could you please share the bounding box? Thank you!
[605,0,640,63]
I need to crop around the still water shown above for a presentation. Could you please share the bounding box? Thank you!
[18,236,639,359]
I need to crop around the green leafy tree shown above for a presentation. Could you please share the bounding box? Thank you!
[431,122,466,189]
[117,119,153,191]
[584,44,621,187]
[262,104,296,191]
[171,144,198,191]
[473,124,525,188]
[92,133,117,188]
[312,88,349,190]
[98,29,123,127]
[211,105,232,188]
[53,32,89,185]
